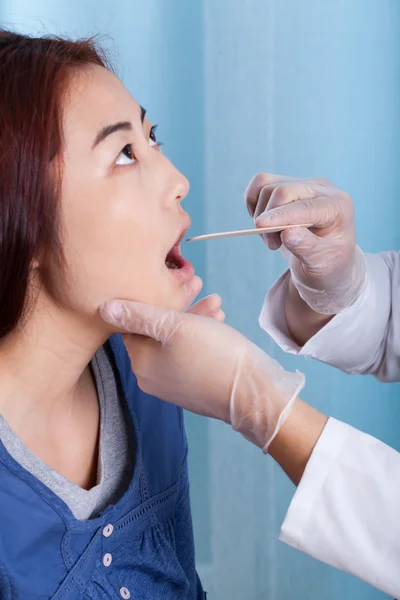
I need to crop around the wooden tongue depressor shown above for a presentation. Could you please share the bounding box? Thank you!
[186,223,313,242]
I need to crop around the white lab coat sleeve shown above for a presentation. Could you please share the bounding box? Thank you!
[259,251,400,382]
[280,418,400,597]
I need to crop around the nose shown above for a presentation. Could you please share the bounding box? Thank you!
[176,171,190,203]
[162,154,190,205]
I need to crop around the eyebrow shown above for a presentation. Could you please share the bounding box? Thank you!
[92,105,147,149]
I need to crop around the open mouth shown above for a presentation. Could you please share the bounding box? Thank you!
[165,226,195,283]
[165,240,185,270]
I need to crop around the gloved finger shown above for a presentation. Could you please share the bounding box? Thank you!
[253,185,283,250]
[244,172,294,217]
[187,294,222,318]
[253,184,282,250]
[256,181,322,250]
[244,177,275,250]
[189,305,225,322]
[280,225,327,268]
[256,195,338,240]
[100,299,187,345]
[267,181,322,213]
[213,309,225,322]
[183,275,203,310]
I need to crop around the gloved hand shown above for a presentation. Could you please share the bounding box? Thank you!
[100,299,305,452]
[245,173,367,314]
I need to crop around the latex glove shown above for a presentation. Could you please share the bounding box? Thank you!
[100,300,305,452]
[172,273,225,321]
[245,173,367,314]
[185,291,225,321]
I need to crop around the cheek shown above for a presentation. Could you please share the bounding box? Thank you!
[59,188,159,307]
[59,175,186,313]
[59,238,188,314]
[63,229,161,307]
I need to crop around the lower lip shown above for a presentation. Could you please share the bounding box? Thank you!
[168,258,195,283]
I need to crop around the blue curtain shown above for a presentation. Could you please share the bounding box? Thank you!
[2,1,399,598]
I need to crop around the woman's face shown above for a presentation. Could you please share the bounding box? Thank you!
[56,65,194,318]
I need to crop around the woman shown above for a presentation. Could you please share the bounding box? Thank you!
[0,29,227,599]
[102,174,400,597]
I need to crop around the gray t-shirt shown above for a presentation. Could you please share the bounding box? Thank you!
[0,345,134,520]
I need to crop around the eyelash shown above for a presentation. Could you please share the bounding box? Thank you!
[149,124,159,145]
[117,125,162,165]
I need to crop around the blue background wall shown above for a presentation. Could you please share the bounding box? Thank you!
[2,1,399,598]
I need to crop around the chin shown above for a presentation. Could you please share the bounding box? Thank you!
[156,286,187,313]
[171,296,187,312]
[162,296,186,312]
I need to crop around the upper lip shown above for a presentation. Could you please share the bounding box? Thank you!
[165,216,191,266]
[172,217,191,249]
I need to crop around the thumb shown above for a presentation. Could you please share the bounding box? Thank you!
[100,300,184,345]
[280,226,326,268]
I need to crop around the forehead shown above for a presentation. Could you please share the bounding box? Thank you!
[62,65,140,142]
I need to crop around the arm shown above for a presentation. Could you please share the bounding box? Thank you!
[102,298,400,596]
[268,398,327,485]
[261,251,400,381]
[284,279,333,347]
[270,400,400,598]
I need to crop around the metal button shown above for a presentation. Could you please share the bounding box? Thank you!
[120,587,131,599]
[102,553,112,567]
[102,523,114,537]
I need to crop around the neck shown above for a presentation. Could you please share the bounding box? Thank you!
[0,291,111,424]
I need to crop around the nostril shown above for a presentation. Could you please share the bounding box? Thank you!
[177,175,190,201]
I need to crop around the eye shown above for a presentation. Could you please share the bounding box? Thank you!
[115,143,136,166]
[149,124,162,148]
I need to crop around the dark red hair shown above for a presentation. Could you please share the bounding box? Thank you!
[0,30,112,339]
